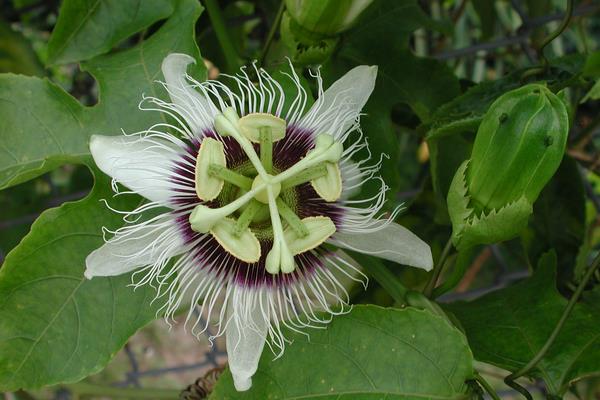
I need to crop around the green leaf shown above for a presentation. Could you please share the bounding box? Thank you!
[445,256,600,396]
[582,79,600,102]
[81,0,205,134]
[0,75,89,190]
[446,160,471,244]
[210,305,475,399]
[582,50,600,78]
[0,20,45,76]
[0,166,93,258]
[447,159,533,250]
[0,0,205,191]
[326,0,459,198]
[46,0,175,65]
[424,76,520,141]
[0,169,159,391]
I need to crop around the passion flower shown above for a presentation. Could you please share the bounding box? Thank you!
[85,53,433,391]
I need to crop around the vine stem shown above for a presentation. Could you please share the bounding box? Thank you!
[537,0,574,67]
[504,250,600,398]
[260,0,285,66]
[423,238,453,298]
[204,0,242,72]
[521,0,574,81]
[432,247,476,298]
[474,372,501,400]
[65,383,180,399]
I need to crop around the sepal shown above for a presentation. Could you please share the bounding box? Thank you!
[280,12,338,65]
[448,160,533,249]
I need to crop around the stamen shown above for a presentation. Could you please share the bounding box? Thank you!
[208,164,253,190]
[233,199,262,237]
[195,137,226,201]
[284,216,336,255]
[280,164,328,190]
[275,198,309,238]
[210,218,261,263]
[238,113,286,143]
[259,127,273,173]
[311,162,342,202]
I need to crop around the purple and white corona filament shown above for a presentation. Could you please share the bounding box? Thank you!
[85,53,433,391]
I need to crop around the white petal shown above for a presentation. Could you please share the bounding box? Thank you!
[331,221,433,271]
[226,292,268,392]
[85,219,185,279]
[300,65,377,139]
[161,53,217,134]
[90,134,181,205]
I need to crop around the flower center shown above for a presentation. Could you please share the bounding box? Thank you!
[188,108,343,274]
[251,174,280,204]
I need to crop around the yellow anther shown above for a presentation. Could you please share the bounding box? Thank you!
[285,216,336,255]
[195,137,226,201]
[211,218,261,263]
[238,113,286,143]
[311,162,342,202]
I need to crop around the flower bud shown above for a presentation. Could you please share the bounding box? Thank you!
[447,84,569,249]
[280,0,373,64]
[284,0,373,36]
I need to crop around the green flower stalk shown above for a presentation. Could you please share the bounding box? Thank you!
[447,84,569,249]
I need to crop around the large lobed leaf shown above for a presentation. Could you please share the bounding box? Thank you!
[0,170,159,390]
[445,253,600,396]
[0,0,204,390]
[210,305,475,399]
[0,75,89,189]
[0,0,204,191]
[47,0,175,65]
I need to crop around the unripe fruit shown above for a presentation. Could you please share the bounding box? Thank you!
[468,84,569,211]
[285,0,373,36]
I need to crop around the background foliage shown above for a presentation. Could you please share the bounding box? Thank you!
[1,0,600,399]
